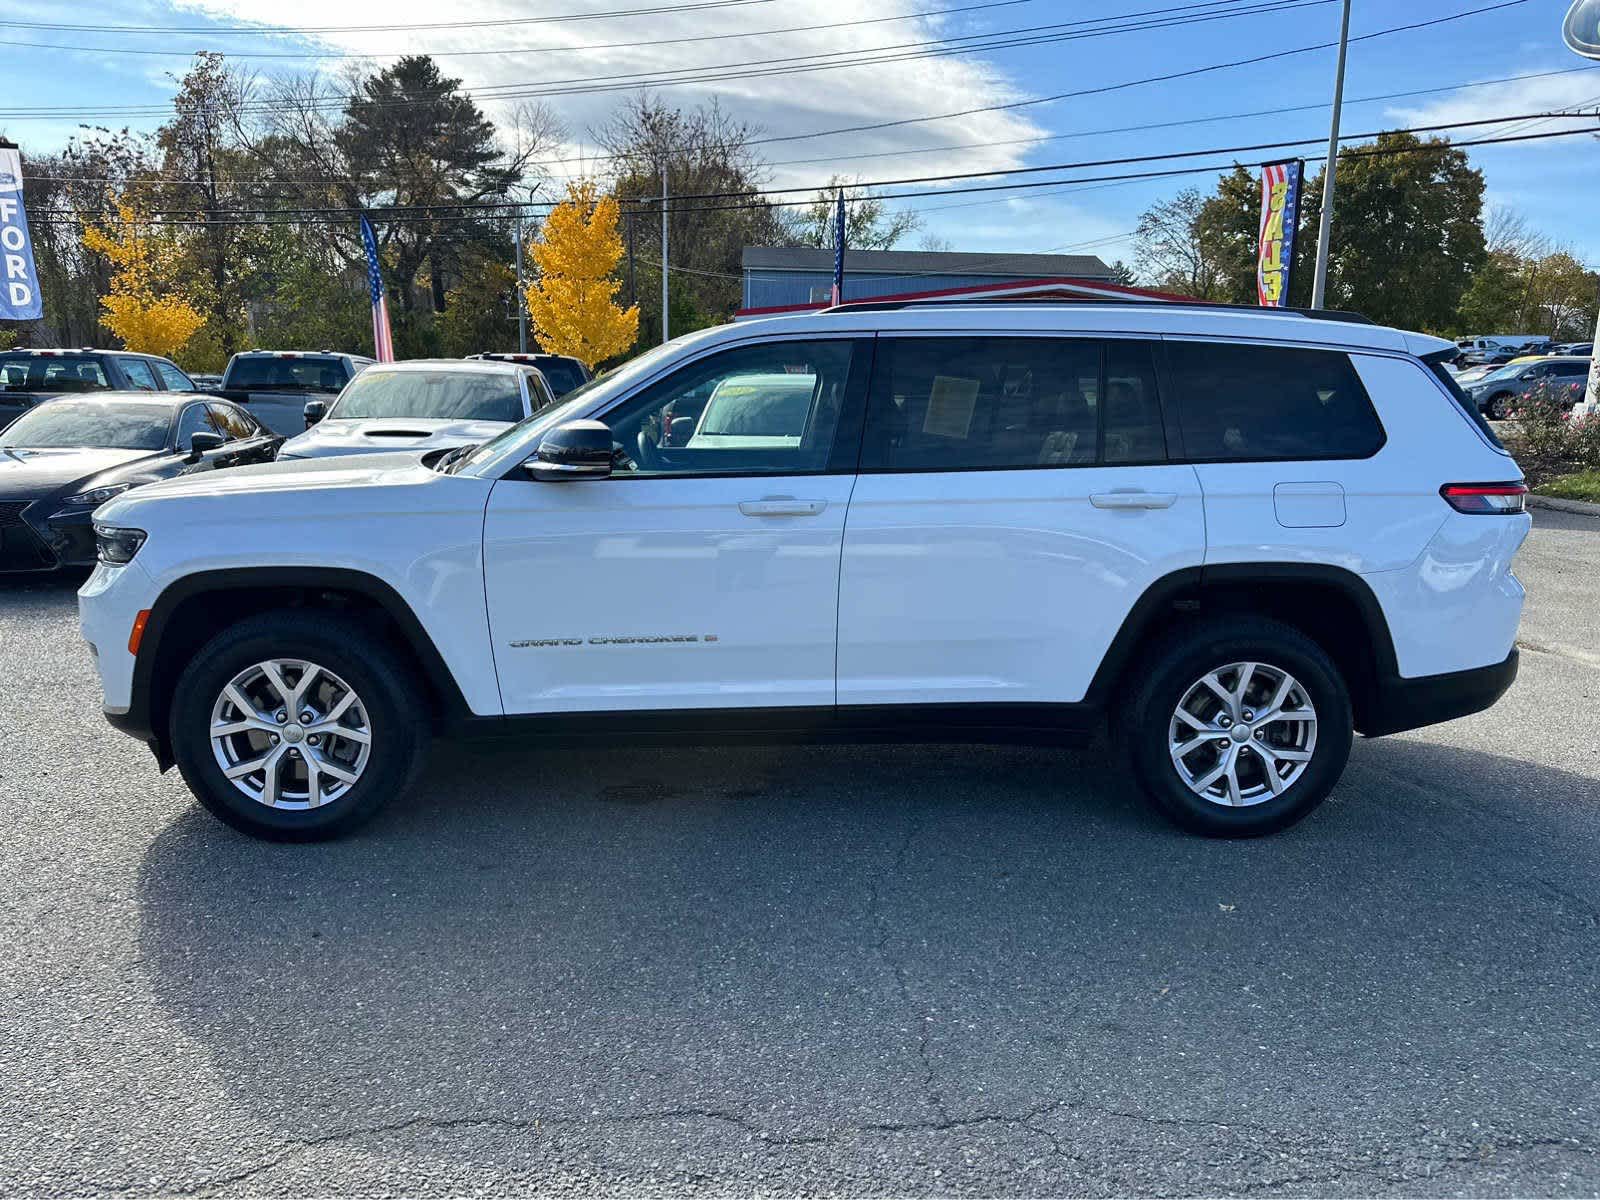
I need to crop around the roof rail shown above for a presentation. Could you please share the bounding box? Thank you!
[820,295,1375,325]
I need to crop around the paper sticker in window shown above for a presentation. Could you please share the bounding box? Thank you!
[923,375,980,439]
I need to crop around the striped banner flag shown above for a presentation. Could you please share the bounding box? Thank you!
[360,213,395,361]
[830,191,846,306]
[1255,160,1302,308]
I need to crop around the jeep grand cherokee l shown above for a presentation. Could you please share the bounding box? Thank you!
[79,301,1529,840]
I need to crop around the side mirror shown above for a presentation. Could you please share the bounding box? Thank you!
[523,419,613,481]
[186,430,225,462]
[304,400,328,427]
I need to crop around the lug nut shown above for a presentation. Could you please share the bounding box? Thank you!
[1239,744,1252,755]
[1254,729,1265,740]
[1218,716,1232,728]
[1242,710,1255,722]
[300,710,314,722]
[269,734,280,745]
[1214,737,1230,748]
[288,748,300,759]
[307,735,320,747]
[275,710,287,724]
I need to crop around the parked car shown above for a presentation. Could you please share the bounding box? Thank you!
[0,393,279,572]
[1457,335,1549,366]
[212,351,373,436]
[276,360,554,461]
[189,373,224,389]
[1554,342,1592,357]
[1462,355,1593,418]
[81,300,1528,841]
[467,352,592,397]
[1452,363,1497,388]
[0,348,197,430]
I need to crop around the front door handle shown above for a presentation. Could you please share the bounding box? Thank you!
[1090,491,1177,510]
[739,498,828,517]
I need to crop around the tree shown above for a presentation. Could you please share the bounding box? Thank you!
[81,203,206,358]
[1132,187,1228,299]
[783,176,921,251]
[595,94,786,345]
[526,181,639,368]
[438,246,518,356]
[1297,132,1486,330]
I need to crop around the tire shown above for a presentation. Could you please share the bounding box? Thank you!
[1485,392,1511,420]
[1122,617,1353,837]
[169,610,430,841]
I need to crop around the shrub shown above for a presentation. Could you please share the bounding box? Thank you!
[1501,380,1593,484]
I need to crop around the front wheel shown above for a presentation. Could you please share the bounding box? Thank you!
[1484,392,1512,420]
[1123,618,1353,837]
[169,611,430,841]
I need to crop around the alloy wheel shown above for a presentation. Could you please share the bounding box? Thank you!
[1168,661,1318,807]
[209,658,372,810]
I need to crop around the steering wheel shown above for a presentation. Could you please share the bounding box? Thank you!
[628,430,661,472]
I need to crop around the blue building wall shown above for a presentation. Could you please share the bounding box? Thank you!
[743,270,1053,309]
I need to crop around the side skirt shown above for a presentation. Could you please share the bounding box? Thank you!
[446,702,1103,750]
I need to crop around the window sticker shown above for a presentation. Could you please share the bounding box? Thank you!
[923,375,980,439]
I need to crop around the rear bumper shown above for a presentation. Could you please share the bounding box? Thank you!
[1359,649,1518,737]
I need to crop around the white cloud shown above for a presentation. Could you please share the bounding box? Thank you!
[1385,66,1600,144]
[159,0,1047,190]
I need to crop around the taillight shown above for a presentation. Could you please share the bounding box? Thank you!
[1440,482,1528,514]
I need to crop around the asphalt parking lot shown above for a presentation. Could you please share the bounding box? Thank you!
[1,511,1597,1197]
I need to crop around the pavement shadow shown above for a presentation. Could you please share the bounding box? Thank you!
[132,731,1600,1176]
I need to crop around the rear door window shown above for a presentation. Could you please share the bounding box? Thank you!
[1164,340,1384,461]
[120,359,160,391]
[859,336,1166,471]
[155,361,195,391]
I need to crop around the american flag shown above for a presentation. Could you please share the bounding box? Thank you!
[360,213,395,362]
[830,192,846,307]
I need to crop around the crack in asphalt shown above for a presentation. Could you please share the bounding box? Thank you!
[862,798,946,1123]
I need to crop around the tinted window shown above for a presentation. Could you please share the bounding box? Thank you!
[0,400,171,449]
[1423,351,1503,450]
[1166,341,1382,461]
[536,359,586,395]
[155,361,195,391]
[860,337,1165,471]
[226,355,348,392]
[175,404,212,445]
[0,354,111,393]
[332,370,525,422]
[207,402,260,440]
[120,359,160,391]
[1548,360,1590,377]
[604,339,856,476]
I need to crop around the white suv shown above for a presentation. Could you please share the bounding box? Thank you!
[79,301,1530,840]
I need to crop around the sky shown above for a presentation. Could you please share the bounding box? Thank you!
[1,0,1596,272]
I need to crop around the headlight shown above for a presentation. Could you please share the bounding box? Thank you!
[94,524,147,566]
[65,483,133,506]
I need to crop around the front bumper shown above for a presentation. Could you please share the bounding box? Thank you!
[0,500,99,572]
[1360,649,1519,737]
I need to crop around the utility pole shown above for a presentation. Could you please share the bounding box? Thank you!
[626,210,637,306]
[1310,0,1351,310]
[660,166,670,344]
[514,207,527,353]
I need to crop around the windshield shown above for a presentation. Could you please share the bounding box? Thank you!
[226,355,347,392]
[0,353,112,393]
[697,375,817,436]
[0,400,170,449]
[453,336,697,475]
[1478,364,1525,384]
[331,369,525,422]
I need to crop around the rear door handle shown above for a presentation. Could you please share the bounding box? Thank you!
[1090,491,1177,510]
[738,498,828,517]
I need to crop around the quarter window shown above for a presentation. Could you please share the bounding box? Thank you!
[859,337,1167,471]
[155,361,195,391]
[602,340,859,477]
[1165,340,1383,461]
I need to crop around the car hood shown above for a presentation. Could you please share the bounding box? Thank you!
[279,417,510,459]
[0,447,154,498]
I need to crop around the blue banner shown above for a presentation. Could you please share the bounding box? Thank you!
[0,147,43,322]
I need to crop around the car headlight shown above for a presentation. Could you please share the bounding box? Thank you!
[65,483,133,506]
[94,524,147,566]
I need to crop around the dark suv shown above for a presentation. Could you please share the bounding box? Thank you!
[0,348,197,429]
[467,352,590,397]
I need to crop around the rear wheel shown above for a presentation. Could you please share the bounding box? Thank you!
[169,611,429,840]
[1484,391,1512,420]
[1124,618,1352,836]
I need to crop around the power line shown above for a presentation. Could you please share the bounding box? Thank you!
[23,62,1599,190]
[26,121,1597,228]
[0,0,785,36]
[24,110,1589,221]
[0,0,1316,118]
[0,0,1044,60]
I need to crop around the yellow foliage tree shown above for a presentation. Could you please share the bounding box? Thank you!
[525,181,639,368]
[82,204,206,359]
